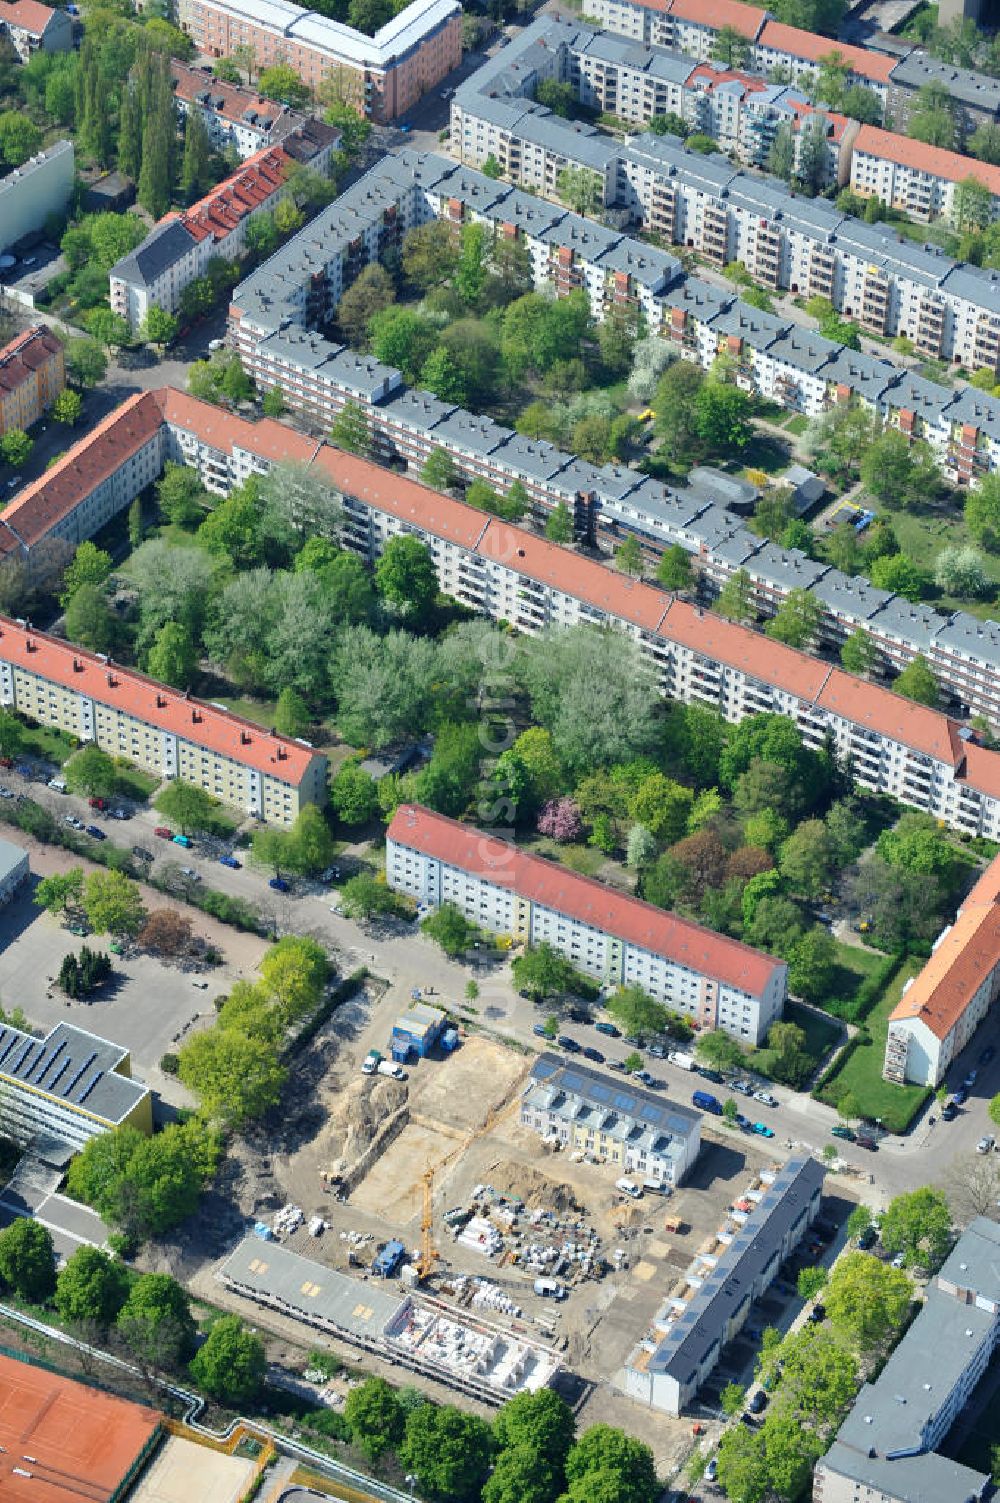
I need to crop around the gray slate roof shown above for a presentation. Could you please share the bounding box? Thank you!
[0,1019,148,1127]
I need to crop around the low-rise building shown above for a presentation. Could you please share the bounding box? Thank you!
[625,1156,824,1414]
[0,1018,152,1154]
[521,1052,701,1185]
[0,324,64,436]
[392,1001,447,1059]
[0,835,28,905]
[883,856,1000,1087]
[0,139,73,254]
[0,614,326,824]
[0,0,71,60]
[814,1216,1000,1503]
[386,804,788,1044]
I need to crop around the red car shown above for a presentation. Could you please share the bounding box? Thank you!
[154,826,173,839]
[89,796,107,810]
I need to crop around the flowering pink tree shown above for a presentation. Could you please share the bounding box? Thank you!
[537,798,583,842]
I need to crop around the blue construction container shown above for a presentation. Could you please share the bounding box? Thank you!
[441,1028,460,1054]
[372,1239,407,1278]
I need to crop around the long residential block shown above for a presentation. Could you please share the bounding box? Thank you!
[814,1216,1000,1503]
[883,856,1000,1087]
[386,803,787,1044]
[850,124,1000,225]
[0,139,73,255]
[0,611,326,824]
[174,0,461,124]
[625,1155,824,1415]
[521,1052,702,1185]
[6,386,1000,840]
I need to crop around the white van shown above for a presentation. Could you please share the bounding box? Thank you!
[616,1178,643,1199]
[668,1051,695,1070]
[377,1059,407,1080]
[47,778,67,793]
[534,1277,567,1299]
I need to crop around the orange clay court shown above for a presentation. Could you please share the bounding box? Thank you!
[0,1353,162,1502]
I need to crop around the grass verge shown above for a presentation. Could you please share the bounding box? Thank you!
[814,957,930,1131]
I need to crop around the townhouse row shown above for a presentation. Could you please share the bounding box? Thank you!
[5,382,1000,843]
[453,16,1000,226]
[386,803,787,1044]
[172,0,461,124]
[109,124,339,329]
[448,30,1000,372]
[583,0,1000,136]
[226,149,1000,726]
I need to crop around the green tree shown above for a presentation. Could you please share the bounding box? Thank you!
[965,474,1000,550]
[274,686,311,739]
[482,1447,557,1503]
[64,745,117,800]
[766,589,822,649]
[721,1381,746,1417]
[511,942,578,1001]
[879,1187,953,1270]
[189,1314,266,1404]
[421,446,459,492]
[257,61,311,106]
[847,1204,872,1240]
[841,628,877,675]
[375,534,437,622]
[178,1027,287,1128]
[344,1376,406,1461]
[546,501,573,543]
[869,552,929,601]
[339,872,401,921]
[52,389,83,426]
[824,1251,911,1353]
[154,780,219,835]
[893,654,939,706]
[330,761,379,825]
[421,902,481,958]
[563,1425,658,1503]
[493,1388,575,1473]
[0,709,21,762]
[117,1273,196,1371]
[797,1266,828,1300]
[714,567,755,623]
[711,22,749,65]
[336,262,396,346]
[695,1029,745,1072]
[60,540,112,607]
[555,166,603,216]
[330,399,371,457]
[768,119,796,180]
[65,337,107,388]
[615,536,643,577]
[0,1218,55,1300]
[146,622,197,689]
[55,1245,130,1331]
[259,935,328,1024]
[180,106,211,202]
[82,870,146,939]
[262,385,286,417]
[139,305,178,347]
[860,430,939,509]
[935,543,991,598]
[64,583,116,654]
[909,81,956,148]
[787,925,837,1002]
[400,1402,494,1502]
[779,819,832,897]
[656,544,692,592]
[696,380,753,454]
[35,868,84,916]
[606,985,669,1039]
[421,347,469,406]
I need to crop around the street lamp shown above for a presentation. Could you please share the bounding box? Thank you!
[406,1475,418,1499]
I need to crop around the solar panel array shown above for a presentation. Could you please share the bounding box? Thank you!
[531,1053,699,1135]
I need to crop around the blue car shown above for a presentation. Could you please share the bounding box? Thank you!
[85,825,106,840]
[952,1087,969,1106]
[219,854,241,869]
[268,875,290,892]
[532,1024,549,1038]
[736,1113,752,1130]
[751,1121,775,1138]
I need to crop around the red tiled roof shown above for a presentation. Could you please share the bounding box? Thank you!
[388,804,784,995]
[154,387,320,467]
[313,445,492,550]
[0,616,317,784]
[0,1353,161,1503]
[1,392,163,551]
[0,324,61,396]
[0,0,56,35]
[178,145,291,245]
[668,0,767,39]
[170,59,284,132]
[854,123,1000,196]
[889,855,1000,1040]
[657,598,833,703]
[757,21,897,83]
[687,62,768,95]
[963,742,1000,803]
[815,666,963,766]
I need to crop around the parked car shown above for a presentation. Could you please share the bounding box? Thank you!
[964,1070,978,1088]
[705,1459,718,1482]
[977,1134,996,1154]
[753,1090,778,1107]
[0,786,12,799]
[608,1059,627,1072]
[532,1024,550,1038]
[172,834,193,849]
[582,1046,605,1063]
[732,1079,754,1096]
[891,1253,905,1269]
[85,825,105,840]
[154,826,173,839]
[219,854,241,869]
[132,846,154,862]
[110,808,129,820]
[952,1087,969,1106]
[88,796,107,810]
[831,1125,855,1140]
[751,1122,775,1138]
[557,1035,581,1054]
[858,1225,878,1250]
[856,1134,878,1151]
[63,815,83,830]
[567,1005,590,1023]
[647,1042,666,1058]
[735,1113,751,1130]
[941,1101,958,1121]
[697,1067,725,1084]
[747,1390,767,1414]
[807,1303,826,1324]
[269,875,290,892]
[594,1021,620,1037]
[632,1069,654,1085]
[180,867,201,882]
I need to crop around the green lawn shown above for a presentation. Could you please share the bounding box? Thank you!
[527,837,608,877]
[112,762,160,803]
[816,958,931,1132]
[784,414,809,436]
[20,723,78,766]
[784,1000,842,1073]
[213,696,279,728]
[879,502,1000,621]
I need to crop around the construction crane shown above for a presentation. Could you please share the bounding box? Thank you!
[417,1165,439,1281]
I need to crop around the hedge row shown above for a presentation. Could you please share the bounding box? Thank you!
[284,968,370,1059]
[820,951,905,1027]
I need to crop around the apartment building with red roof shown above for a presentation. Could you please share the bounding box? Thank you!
[0,324,64,438]
[884,853,1000,1086]
[171,58,311,161]
[0,0,71,59]
[388,805,787,1043]
[109,128,334,330]
[850,123,1000,224]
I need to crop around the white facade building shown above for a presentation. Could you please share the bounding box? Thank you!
[0,140,73,255]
